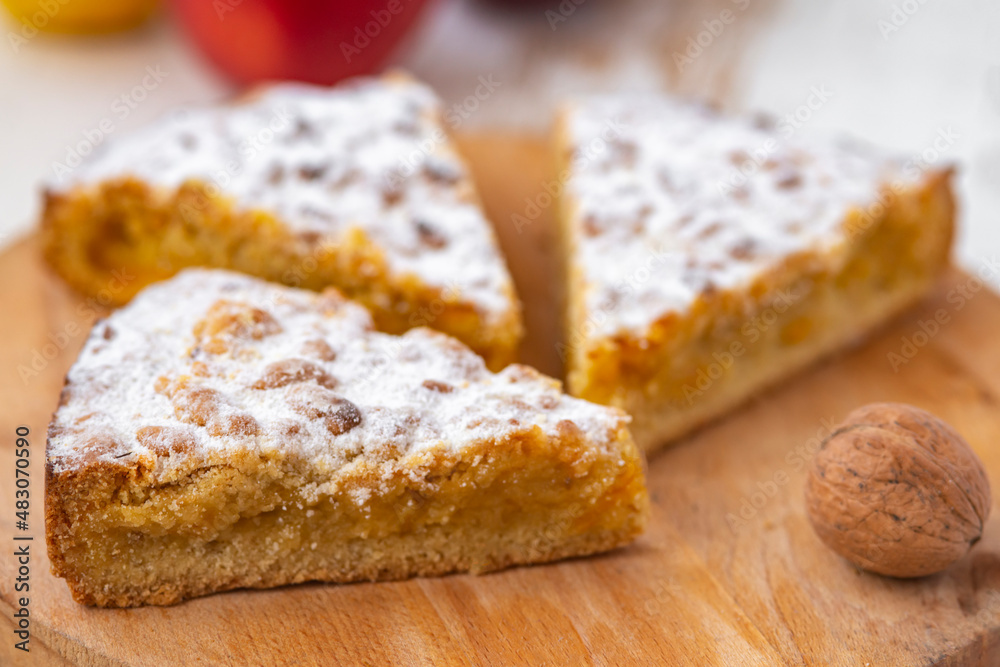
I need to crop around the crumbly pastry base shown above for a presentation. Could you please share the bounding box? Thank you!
[47,420,647,608]
[41,179,521,370]
[562,170,955,453]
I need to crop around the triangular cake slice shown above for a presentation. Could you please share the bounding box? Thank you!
[557,96,955,452]
[41,74,521,370]
[45,269,648,607]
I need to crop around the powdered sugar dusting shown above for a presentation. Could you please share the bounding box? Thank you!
[56,76,514,322]
[565,95,912,336]
[48,270,625,485]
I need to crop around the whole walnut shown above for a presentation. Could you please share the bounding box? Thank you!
[805,403,991,578]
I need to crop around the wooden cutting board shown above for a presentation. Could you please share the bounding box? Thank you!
[1,134,999,666]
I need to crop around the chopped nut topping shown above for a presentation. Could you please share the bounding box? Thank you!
[298,164,327,181]
[136,426,195,456]
[730,239,757,261]
[267,165,284,185]
[415,220,448,249]
[775,172,803,189]
[161,380,260,437]
[291,118,316,139]
[301,339,337,361]
[382,183,403,207]
[421,379,454,393]
[556,419,583,440]
[286,384,362,436]
[194,300,282,354]
[423,158,461,184]
[167,384,221,427]
[209,413,260,437]
[252,358,338,390]
[269,419,303,437]
[697,222,723,240]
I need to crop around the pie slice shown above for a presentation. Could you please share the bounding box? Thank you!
[45,269,648,608]
[557,96,955,453]
[41,74,522,370]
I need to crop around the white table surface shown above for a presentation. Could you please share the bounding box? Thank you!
[1,0,997,271]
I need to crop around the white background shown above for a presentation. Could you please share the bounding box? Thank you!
[1,0,997,270]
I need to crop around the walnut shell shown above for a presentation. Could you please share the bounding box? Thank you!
[804,402,991,578]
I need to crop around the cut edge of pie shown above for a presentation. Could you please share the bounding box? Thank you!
[40,73,522,371]
[46,418,648,608]
[555,98,956,453]
[45,269,648,607]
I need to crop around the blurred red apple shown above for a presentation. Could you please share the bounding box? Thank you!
[172,0,433,86]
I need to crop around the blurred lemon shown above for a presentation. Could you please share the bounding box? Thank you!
[2,0,158,34]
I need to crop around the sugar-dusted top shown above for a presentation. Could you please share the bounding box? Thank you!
[56,75,513,320]
[564,95,914,337]
[48,270,627,490]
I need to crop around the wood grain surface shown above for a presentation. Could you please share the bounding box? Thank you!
[0,134,998,666]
